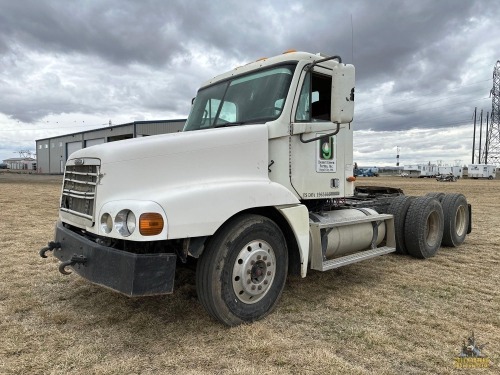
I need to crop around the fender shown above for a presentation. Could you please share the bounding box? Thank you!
[158,180,299,239]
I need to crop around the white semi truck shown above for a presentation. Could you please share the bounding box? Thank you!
[40,51,471,326]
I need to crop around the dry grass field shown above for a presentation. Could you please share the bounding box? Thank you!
[1,172,499,374]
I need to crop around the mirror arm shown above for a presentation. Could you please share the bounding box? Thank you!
[299,122,341,144]
[305,55,342,72]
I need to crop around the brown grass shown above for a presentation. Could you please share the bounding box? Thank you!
[0,173,498,374]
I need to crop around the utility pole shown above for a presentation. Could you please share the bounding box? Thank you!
[479,109,483,164]
[484,112,490,164]
[472,107,477,164]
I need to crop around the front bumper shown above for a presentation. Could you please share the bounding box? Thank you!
[43,220,177,296]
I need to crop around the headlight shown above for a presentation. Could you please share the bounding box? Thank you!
[100,213,113,234]
[115,209,136,237]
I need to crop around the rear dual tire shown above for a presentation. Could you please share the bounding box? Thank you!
[441,193,469,247]
[387,195,414,254]
[405,196,444,259]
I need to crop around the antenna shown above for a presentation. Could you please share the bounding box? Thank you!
[351,14,354,64]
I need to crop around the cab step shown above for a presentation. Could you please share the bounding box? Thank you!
[316,246,396,271]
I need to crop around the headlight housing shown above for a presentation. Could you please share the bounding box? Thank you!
[100,213,113,234]
[114,209,136,237]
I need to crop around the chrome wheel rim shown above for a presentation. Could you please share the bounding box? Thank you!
[232,240,276,304]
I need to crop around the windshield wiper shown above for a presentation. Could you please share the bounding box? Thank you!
[213,121,246,128]
[213,119,271,128]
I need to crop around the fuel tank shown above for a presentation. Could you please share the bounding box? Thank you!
[309,208,386,258]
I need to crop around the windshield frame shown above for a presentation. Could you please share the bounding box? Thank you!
[184,63,297,131]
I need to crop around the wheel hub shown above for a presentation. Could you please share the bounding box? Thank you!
[455,205,466,236]
[232,240,276,304]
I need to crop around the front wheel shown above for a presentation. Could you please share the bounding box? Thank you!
[196,214,288,326]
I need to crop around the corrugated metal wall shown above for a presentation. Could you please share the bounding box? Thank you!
[136,121,184,136]
[36,120,186,174]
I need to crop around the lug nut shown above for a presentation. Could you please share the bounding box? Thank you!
[267,271,271,276]
[257,255,261,260]
[251,285,256,290]
[251,260,255,265]
[264,280,268,285]
[267,262,271,266]
[263,256,267,261]
[258,286,262,290]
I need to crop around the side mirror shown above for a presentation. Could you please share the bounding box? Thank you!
[331,64,355,124]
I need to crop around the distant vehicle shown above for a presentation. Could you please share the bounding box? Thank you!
[436,174,457,182]
[400,172,409,177]
[0,163,8,169]
[354,167,379,177]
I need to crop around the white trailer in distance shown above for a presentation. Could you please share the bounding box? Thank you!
[418,163,439,178]
[468,164,496,179]
[40,51,472,326]
[438,166,463,179]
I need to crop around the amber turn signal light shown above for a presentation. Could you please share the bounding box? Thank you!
[346,176,356,182]
[139,213,164,236]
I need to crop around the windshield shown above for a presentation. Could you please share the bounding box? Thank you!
[184,64,296,131]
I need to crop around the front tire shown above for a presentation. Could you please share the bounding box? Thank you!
[196,214,288,326]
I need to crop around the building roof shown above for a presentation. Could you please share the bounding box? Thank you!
[3,157,36,162]
[35,119,187,142]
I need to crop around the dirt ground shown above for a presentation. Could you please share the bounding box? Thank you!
[0,173,498,374]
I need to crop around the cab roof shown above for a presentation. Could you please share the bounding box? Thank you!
[200,51,334,88]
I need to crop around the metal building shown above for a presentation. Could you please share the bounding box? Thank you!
[2,157,37,170]
[36,119,186,174]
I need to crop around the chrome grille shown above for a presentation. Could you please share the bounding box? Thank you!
[60,161,99,221]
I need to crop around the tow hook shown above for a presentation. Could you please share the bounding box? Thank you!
[59,255,87,275]
[39,241,61,258]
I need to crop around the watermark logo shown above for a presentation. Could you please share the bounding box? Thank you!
[454,332,490,369]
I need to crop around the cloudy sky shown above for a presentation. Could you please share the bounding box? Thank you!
[1,0,498,167]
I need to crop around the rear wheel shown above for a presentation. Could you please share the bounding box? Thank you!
[196,214,288,326]
[426,192,445,202]
[405,196,444,259]
[387,195,414,254]
[441,193,469,247]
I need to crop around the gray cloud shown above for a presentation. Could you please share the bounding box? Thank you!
[0,0,498,165]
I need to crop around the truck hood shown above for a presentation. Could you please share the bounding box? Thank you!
[69,124,272,200]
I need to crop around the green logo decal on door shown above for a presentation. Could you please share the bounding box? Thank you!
[319,136,333,160]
